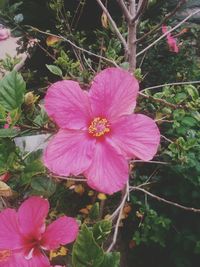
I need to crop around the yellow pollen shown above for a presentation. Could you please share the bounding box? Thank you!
[88,117,110,137]
[0,250,11,262]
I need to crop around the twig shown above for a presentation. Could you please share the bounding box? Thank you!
[136,9,200,57]
[50,175,87,182]
[130,187,200,213]
[139,92,180,109]
[137,0,187,43]
[140,80,200,93]
[107,185,129,252]
[128,0,137,71]
[131,160,169,165]
[116,0,132,21]
[28,26,119,67]
[96,0,128,52]
[161,134,173,143]
[131,0,148,24]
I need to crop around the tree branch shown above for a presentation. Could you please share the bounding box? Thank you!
[131,0,148,24]
[107,185,129,252]
[116,0,132,21]
[140,80,200,93]
[28,26,119,67]
[136,9,200,57]
[130,187,200,213]
[137,0,187,43]
[128,0,137,71]
[96,0,128,52]
[139,92,182,109]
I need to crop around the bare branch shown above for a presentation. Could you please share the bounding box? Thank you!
[130,187,200,213]
[136,9,200,57]
[96,0,128,52]
[137,0,187,43]
[139,91,181,109]
[116,0,132,21]
[140,80,200,93]
[28,26,119,67]
[131,0,148,24]
[50,174,87,182]
[107,185,129,252]
[131,160,169,165]
[128,0,137,71]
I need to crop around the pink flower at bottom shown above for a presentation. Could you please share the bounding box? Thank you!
[43,68,160,195]
[0,196,78,267]
[0,27,10,41]
[162,25,179,53]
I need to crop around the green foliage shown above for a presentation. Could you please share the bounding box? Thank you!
[72,224,119,267]
[31,176,57,197]
[72,224,104,267]
[88,202,100,221]
[46,64,63,78]
[0,138,18,173]
[0,54,22,72]
[92,220,112,245]
[132,208,171,247]
[0,70,26,111]
[0,128,20,138]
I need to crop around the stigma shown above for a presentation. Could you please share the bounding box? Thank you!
[88,117,110,137]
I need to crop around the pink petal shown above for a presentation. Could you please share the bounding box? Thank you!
[108,114,160,161]
[18,196,49,238]
[43,129,96,176]
[0,28,10,41]
[0,209,22,250]
[45,80,92,129]
[167,36,179,53]
[84,141,129,194]
[162,25,168,34]
[0,251,50,267]
[41,216,79,250]
[89,68,139,120]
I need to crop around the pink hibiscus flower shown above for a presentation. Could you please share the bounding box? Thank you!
[0,27,10,41]
[44,68,160,194]
[162,25,179,53]
[0,196,78,267]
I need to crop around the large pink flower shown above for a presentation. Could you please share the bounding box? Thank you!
[0,196,78,267]
[162,25,179,53]
[44,68,160,194]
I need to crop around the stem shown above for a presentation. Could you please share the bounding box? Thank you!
[141,80,200,92]
[128,0,137,71]
[130,187,200,213]
[96,0,128,53]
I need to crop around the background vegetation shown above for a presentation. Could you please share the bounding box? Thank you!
[0,0,200,266]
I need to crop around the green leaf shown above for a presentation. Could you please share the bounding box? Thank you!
[72,224,104,267]
[21,159,45,185]
[0,128,20,138]
[89,202,100,221]
[31,176,57,197]
[93,220,112,245]
[0,70,26,111]
[0,138,17,172]
[182,116,197,127]
[186,85,199,101]
[46,64,63,77]
[99,252,120,267]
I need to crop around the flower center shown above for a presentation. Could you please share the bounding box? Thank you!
[23,236,41,260]
[0,250,11,262]
[88,117,110,137]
